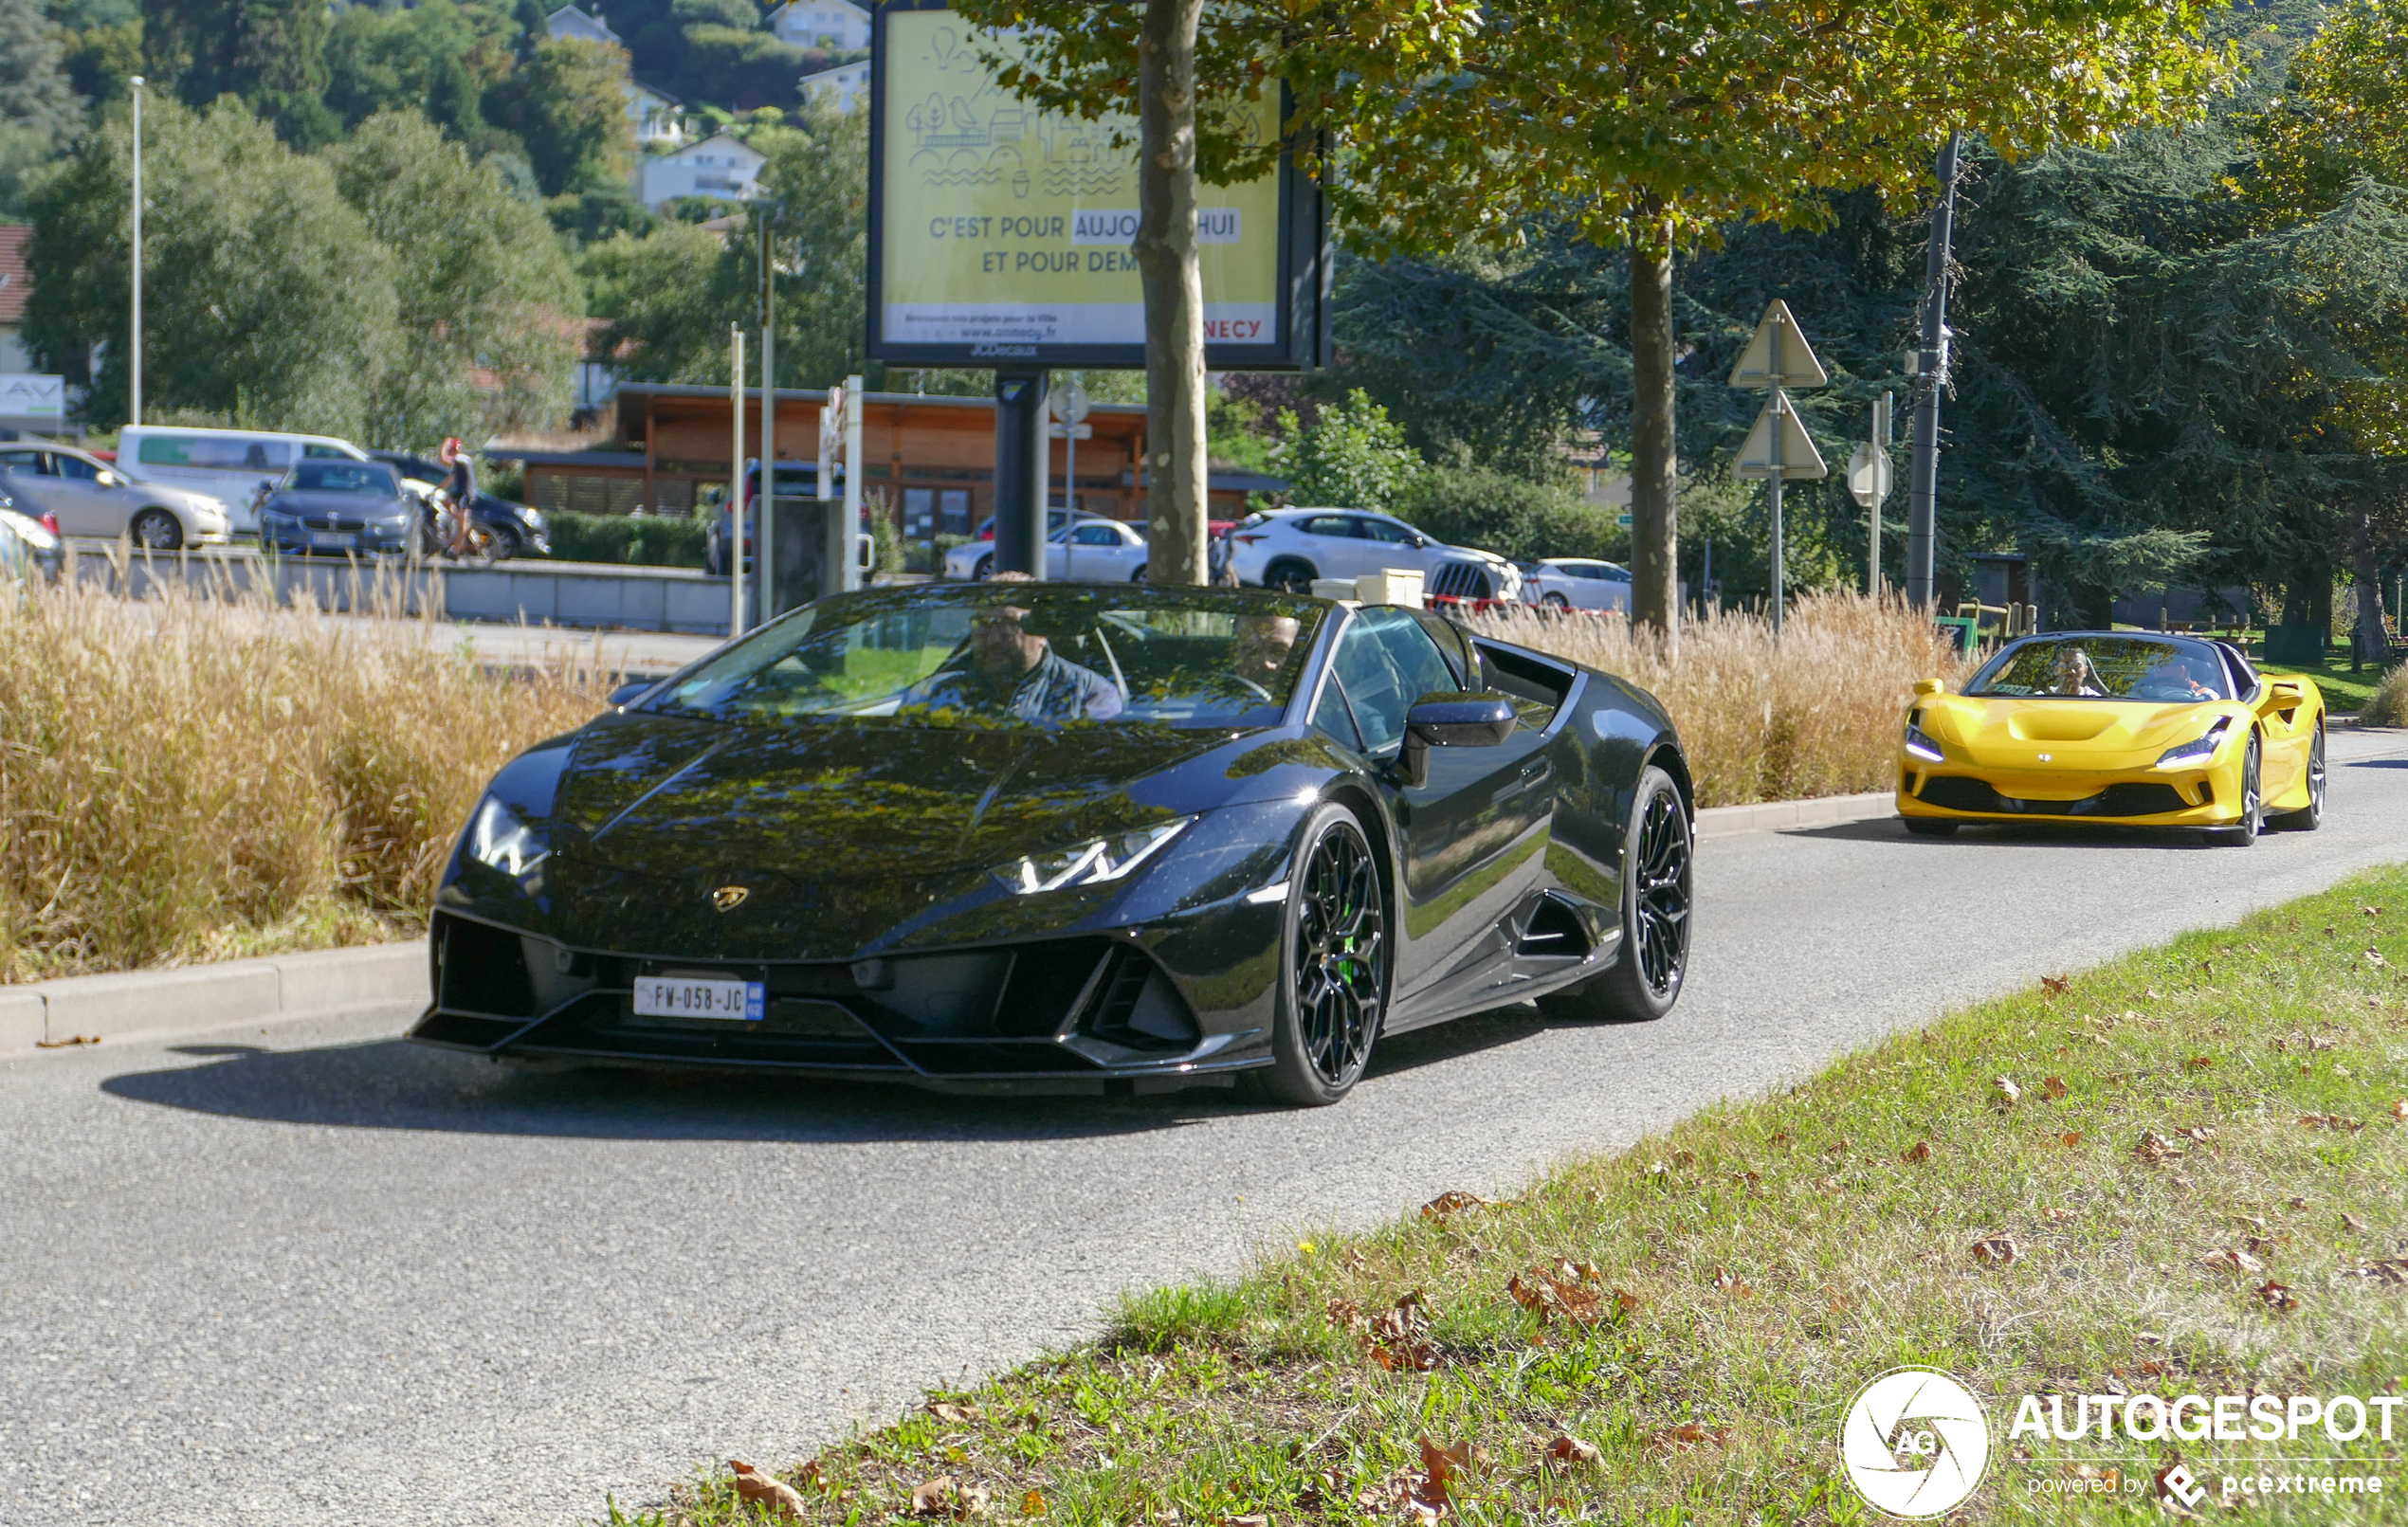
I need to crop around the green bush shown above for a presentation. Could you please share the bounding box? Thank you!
[2365,662,2408,726]
[540,510,710,569]
[1393,464,1627,564]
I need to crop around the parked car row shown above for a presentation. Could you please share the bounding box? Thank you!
[0,440,229,550]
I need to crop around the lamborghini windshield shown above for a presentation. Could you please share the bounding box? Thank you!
[1964,636,2235,702]
[643,584,1327,729]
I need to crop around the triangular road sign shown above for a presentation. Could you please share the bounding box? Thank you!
[1734,391,1828,480]
[1728,300,1829,391]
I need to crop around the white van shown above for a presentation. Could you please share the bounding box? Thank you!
[116,426,371,536]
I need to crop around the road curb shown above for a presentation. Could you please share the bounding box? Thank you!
[1695,790,1895,840]
[4,939,429,1052]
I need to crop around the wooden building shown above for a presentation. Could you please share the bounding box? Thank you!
[502,383,1284,531]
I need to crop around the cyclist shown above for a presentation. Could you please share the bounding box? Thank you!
[438,437,480,559]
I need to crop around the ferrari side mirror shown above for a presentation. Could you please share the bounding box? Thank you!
[1914,678,1945,696]
[1397,691,1517,787]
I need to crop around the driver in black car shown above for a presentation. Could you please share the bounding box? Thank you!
[911,573,1124,722]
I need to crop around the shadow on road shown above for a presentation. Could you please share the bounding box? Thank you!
[1776,818,2225,849]
[98,1003,1558,1142]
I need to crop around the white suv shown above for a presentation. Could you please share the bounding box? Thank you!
[1226,507,1521,600]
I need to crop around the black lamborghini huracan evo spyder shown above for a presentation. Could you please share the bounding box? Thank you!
[408,582,1694,1105]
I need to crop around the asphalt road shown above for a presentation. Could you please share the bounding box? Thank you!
[6,730,2408,1527]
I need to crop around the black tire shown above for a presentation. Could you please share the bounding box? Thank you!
[1903,818,1958,838]
[1539,765,1690,1024]
[973,554,994,581]
[130,507,183,552]
[1542,591,1571,609]
[2272,718,2325,831]
[484,524,523,563]
[1263,557,1317,594]
[1130,563,1147,582]
[2212,730,2262,846]
[1249,802,1388,1107]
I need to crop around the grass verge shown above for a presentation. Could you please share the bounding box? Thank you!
[638,864,2408,1526]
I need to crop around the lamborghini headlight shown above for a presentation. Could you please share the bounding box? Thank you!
[992,817,1193,896]
[2154,717,2232,771]
[1903,712,1945,763]
[467,793,548,877]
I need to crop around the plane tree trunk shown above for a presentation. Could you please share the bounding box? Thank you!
[1135,0,1209,585]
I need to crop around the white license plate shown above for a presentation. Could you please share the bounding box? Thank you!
[309,531,355,548]
[631,975,764,1021]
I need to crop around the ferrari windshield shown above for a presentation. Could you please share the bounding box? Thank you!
[644,584,1327,729]
[1964,636,2235,701]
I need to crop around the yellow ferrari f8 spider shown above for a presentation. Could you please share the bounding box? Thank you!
[1896,632,2326,845]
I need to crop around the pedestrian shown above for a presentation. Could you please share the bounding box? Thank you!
[439,437,479,558]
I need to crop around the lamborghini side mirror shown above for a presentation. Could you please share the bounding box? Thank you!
[1398,691,1517,787]
[608,680,657,709]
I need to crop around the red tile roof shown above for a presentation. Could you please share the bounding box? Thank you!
[0,225,27,327]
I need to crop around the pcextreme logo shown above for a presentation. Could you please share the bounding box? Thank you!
[1839,1367,1993,1518]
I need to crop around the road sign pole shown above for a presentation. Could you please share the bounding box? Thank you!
[1907,134,1961,610]
[1768,318,1783,636]
[1870,391,1890,596]
[729,323,745,637]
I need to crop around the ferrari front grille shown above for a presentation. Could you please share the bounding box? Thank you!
[1915,776,2190,819]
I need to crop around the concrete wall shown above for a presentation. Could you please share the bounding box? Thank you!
[67,546,734,636]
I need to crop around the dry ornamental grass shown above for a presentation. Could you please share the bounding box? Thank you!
[0,569,611,982]
[1467,591,1972,808]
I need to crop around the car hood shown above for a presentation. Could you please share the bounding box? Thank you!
[1920,695,2235,755]
[508,711,1332,960]
[266,490,410,518]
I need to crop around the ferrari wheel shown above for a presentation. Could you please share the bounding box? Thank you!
[1903,818,1958,838]
[1539,766,1690,1024]
[2212,730,2262,846]
[1252,803,1386,1106]
[2273,719,2325,831]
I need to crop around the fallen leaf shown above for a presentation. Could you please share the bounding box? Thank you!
[1022,1491,1047,1517]
[1902,1139,1931,1163]
[2041,1076,2069,1100]
[32,1034,99,1047]
[2394,1100,2407,1121]
[1507,1265,1618,1331]
[2368,950,2391,970]
[2253,1280,2300,1313]
[911,1477,991,1519]
[2135,1131,2186,1164]
[2348,1259,2408,1285]
[2298,1113,2366,1132]
[1729,1169,1762,1191]
[1710,1265,1755,1299]
[1671,1150,1695,1168]
[2243,1235,2286,1256]
[1971,1235,2019,1266]
[731,1460,806,1521]
[1824,1137,1852,1155]
[2343,1212,2370,1233]
[2233,1215,2268,1233]
[2185,1056,2214,1071]
[2289,1196,2310,1209]
[1770,1131,1792,1148]
[1222,1516,1268,1527]
[2199,1248,2265,1275]
[1420,1191,1500,1219]
[2042,974,2071,996]
[1993,1076,2022,1107]
[926,1401,983,1424]
[1544,1435,1599,1466]
[1647,1423,1731,1452]
[2059,1132,2083,1148]
[2043,1207,2073,1223]
[1816,1174,1845,1194]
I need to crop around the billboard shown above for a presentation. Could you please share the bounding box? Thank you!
[868,2,1326,370]
[0,374,65,423]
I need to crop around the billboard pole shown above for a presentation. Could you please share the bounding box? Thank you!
[729,323,746,638]
[993,370,1049,576]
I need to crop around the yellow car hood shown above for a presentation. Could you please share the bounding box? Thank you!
[1919,695,2234,765]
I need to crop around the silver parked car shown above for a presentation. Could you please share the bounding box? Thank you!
[0,442,231,551]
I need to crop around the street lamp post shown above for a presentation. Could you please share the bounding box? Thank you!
[129,75,144,428]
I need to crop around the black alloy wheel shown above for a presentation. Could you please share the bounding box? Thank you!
[2214,730,2262,846]
[1264,558,1316,594]
[1540,765,1691,1023]
[2276,719,2326,831]
[130,507,183,552]
[486,524,523,562]
[1252,803,1386,1105]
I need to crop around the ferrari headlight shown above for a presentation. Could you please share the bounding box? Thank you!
[992,817,1193,896]
[1903,712,1945,763]
[2154,717,2232,771]
[467,793,548,877]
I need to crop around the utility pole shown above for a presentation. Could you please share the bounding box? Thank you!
[757,207,777,625]
[729,324,745,638]
[129,76,144,428]
[841,373,864,591]
[1906,133,1962,610]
